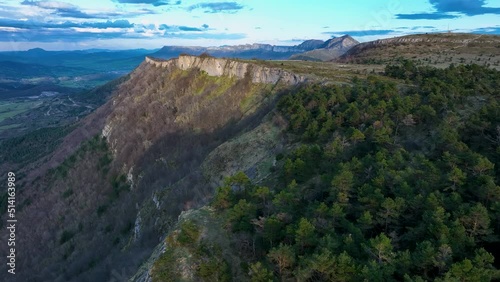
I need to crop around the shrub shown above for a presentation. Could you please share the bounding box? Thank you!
[60,230,75,245]
[62,189,73,199]
[151,248,180,282]
[177,220,201,246]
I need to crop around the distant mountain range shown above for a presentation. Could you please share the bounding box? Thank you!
[0,35,357,78]
[0,48,154,71]
[1,37,354,99]
[0,48,155,99]
[151,36,356,61]
[3,32,499,101]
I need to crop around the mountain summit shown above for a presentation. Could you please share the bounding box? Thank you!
[322,35,358,49]
[290,35,360,61]
[27,47,47,53]
[296,39,326,50]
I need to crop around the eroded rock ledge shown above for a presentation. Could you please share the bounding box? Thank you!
[145,55,306,85]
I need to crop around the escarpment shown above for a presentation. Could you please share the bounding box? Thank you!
[104,55,305,172]
[13,54,305,282]
[145,55,307,85]
[98,55,305,279]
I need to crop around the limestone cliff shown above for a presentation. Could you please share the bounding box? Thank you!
[144,55,307,85]
[102,55,306,174]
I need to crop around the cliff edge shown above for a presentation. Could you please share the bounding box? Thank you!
[145,55,307,85]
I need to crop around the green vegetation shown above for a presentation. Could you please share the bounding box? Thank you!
[177,220,201,246]
[0,74,127,139]
[195,243,231,282]
[152,218,232,282]
[0,101,37,123]
[75,75,129,106]
[189,68,237,99]
[211,62,500,281]
[0,125,74,166]
[60,229,75,245]
[47,135,130,218]
[62,189,74,199]
[0,123,21,132]
[110,174,129,200]
[50,134,109,179]
[152,248,179,282]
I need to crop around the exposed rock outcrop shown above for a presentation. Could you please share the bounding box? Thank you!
[145,55,307,85]
[102,54,306,174]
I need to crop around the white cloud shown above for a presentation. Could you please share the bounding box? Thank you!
[0,27,24,32]
[72,27,128,33]
[36,1,77,10]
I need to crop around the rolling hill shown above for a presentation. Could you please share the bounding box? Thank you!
[335,33,500,69]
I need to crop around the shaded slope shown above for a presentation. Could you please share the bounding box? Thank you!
[3,55,304,281]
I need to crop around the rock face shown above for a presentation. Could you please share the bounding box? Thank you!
[290,35,360,61]
[145,55,307,85]
[102,54,307,183]
[297,39,326,50]
[322,35,359,49]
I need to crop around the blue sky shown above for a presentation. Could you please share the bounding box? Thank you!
[0,0,499,50]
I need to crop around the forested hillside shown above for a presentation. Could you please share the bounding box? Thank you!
[154,62,500,281]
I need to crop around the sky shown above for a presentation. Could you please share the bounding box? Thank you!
[0,0,499,50]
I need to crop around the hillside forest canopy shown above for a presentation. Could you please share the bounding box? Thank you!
[205,61,500,281]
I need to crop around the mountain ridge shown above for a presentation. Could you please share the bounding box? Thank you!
[152,39,328,60]
[335,33,500,68]
[289,35,360,61]
[145,55,307,84]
